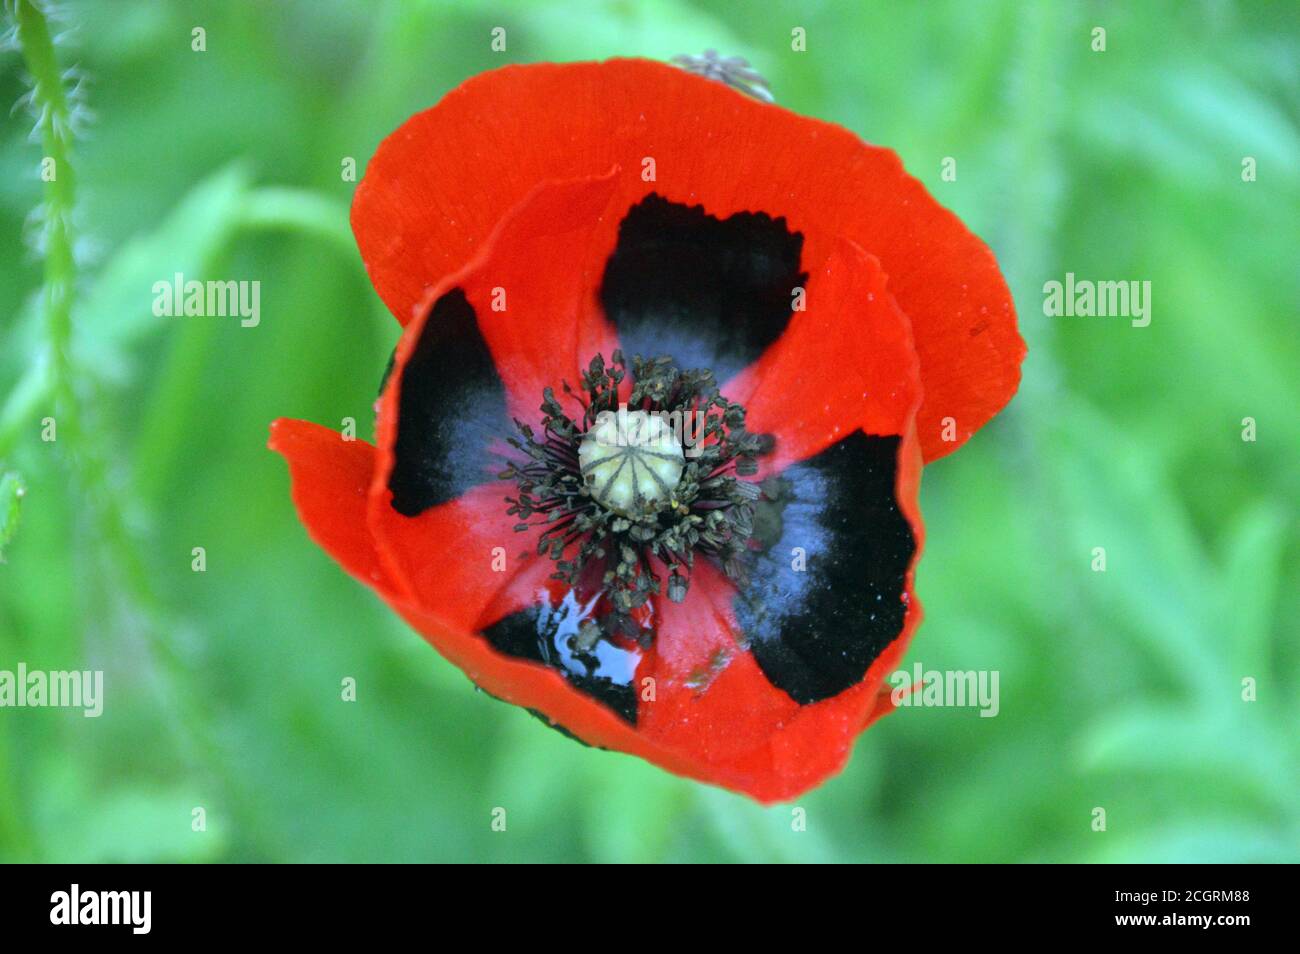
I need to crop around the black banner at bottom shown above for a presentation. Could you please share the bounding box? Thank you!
[0,863,1278,939]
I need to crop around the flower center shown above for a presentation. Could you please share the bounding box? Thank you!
[578,410,685,516]
[501,351,767,638]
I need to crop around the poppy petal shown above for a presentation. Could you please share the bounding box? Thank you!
[479,574,644,724]
[267,418,399,598]
[352,58,1022,462]
[635,557,917,803]
[369,482,541,627]
[736,432,917,704]
[384,287,508,515]
[376,174,623,516]
[724,237,921,476]
[598,194,807,381]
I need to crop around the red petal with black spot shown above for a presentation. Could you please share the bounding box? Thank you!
[270,59,1022,803]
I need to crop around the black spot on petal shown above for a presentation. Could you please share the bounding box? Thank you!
[483,591,640,725]
[599,194,807,380]
[387,288,506,516]
[736,433,915,705]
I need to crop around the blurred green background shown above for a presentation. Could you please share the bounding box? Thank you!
[1,0,1296,863]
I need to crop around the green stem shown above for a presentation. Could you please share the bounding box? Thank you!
[8,0,277,860]
[1,0,80,862]
[16,0,78,447]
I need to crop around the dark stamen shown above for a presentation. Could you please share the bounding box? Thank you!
[502,351,766,644]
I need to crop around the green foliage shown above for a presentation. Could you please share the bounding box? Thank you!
[0,472,23,560]
[0,0,1296,862]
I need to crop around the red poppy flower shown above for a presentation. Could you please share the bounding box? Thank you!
[270,58,1023,803]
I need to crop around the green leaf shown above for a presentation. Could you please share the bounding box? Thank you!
[580,758,686,863]
[1220,502,1289,682]
[0,472,25,562]
[1078,706,1295,810]
[75,163,254,349]
[1041,399,1223,697]
[521,0,749,65]
[0,356,50,459]
[237,187,354,255]
[1088,822,1300,864]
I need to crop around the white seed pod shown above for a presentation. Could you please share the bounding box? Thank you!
[579,410,684,516]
